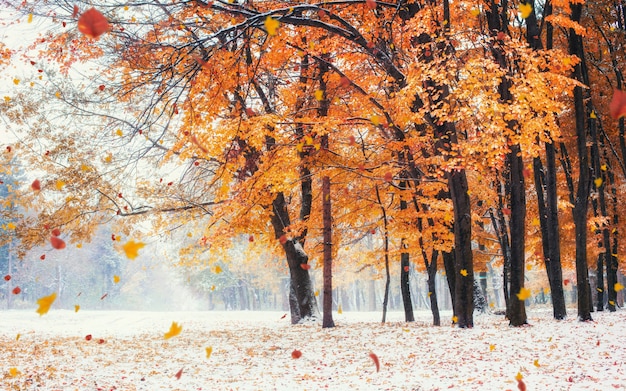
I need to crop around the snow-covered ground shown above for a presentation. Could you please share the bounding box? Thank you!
[1,308,625,390]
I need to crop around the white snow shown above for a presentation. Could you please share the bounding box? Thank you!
[1,308,625,390]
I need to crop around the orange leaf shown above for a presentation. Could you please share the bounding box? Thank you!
[610,89,626,120]
[164,321,183,339]
[369,352,380,372]
[300,263,311,270]
[50,236,66,250]
[78,8,110,39]
[36,292,57,316]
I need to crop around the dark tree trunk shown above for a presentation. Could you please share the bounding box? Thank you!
[448,168,474,328]
[507,145,528,326]
[426,251,440,325]
[322,174,334,328]
[377,186,391,323]
[400,251,415,322]
[271,193,319,324]
[569,3,593,321]
[442,250,456,319]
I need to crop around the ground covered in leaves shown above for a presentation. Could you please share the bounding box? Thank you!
[1,309,625,390]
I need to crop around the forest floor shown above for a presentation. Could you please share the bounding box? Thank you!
[1,308,625,390]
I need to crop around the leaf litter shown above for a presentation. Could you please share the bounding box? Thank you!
[1,309,625,390]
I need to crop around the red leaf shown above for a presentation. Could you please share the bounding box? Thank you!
[77,8,109,39]
[279,234,287,245]
[40,254,46,260]
[50,236,66,250]
[517,379,526,391]
[85,334,92,341]
[280,313,287,319]
[72,5,79,18]
[370,229,376,234]
[502,207,511,216]
[340,76,351,88]
[365,0,377,9]
[111,234,116,241]
[98,338,105,344]
[98,84,105,91]
[51,228,61,237]
[3,275,10,281]
[175,368,183,380]
[248,235,254,242]
[369,352,380,372]
[300,263,311,270]
[348,135,356,145]
[31,179,41,191]
[609,89,626,120]
[245,108,256,117]
[384,172,393,182]
[12,286,21,295]
[403,266,409,272]
[564,279,570,286]
[291,349,302,359]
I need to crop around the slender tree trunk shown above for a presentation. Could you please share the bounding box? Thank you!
[322,174,334,328]
[427,250,440,325]
[399,191,414,322]
[442,250,456,320]
[570,3,593,321]
[377,186,391,323]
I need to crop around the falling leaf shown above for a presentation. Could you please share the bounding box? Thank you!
[369,352,380,372]
[601,164,608,171]
[74,304,80,313]
[517,378,527,391]
[116,129,123,136]
[460,269,468,277]
[370,115,380,126]
[85,334,92,341]
[384,172,393,182]
[15,333,20,341]
[516,287,531,300]
[452,315,458,323]
[519,3,532,19]
[609,89,626,119]
[12,286,21,295]
[27,13,33,23]
[78,8,110,39]
[36,292,57,316]
[470,8,480,16]
[594,178,603,188]
[279,234,288,245]
[291,349,302,359]
[164,321,183,339]
[489,344,495,352]
[533,359,540,367]
[337,304,343,314]
[590,110,597,119]
[264,16,280,36]
[113,275,120,284]
[9,367,19,377]
[615,282,625,292]
[100,293,108,300]
[300,263,311,270]
[314,89,324,101]
[51,228,61,237]
[50,236,66,250]
[365,0,377,9]
[214,265,223,274]
[206,346,213,358]
[175,368,183,380]
[31,179,41,191]
[3,274,10,281]
[123,240,145,259]
[55,180,65,190]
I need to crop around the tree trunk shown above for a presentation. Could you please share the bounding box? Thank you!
[442,250,456,319]
[271,193,319,324]
[400,251,414,322]
[427,250,440,325]
[322,175,334,328]
[570,3,593,321]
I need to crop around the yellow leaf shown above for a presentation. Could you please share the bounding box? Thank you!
[76,243,82,248]
[264,16,280,36]
[590,111,597,119]
[314,290,320,296]
[123,240,145,260]
[113,275,120,284]
[526,264,532,271]
[370,115,380,126]
[304,135,313,145]
[3,96,10,102]
[13,78,19,85]
[531,217,540,227]
[516,287,531,300]
[9,367,19,377]
[210,285,216,291]
[519,3,532,19]
[206,346,213,358]
[214,265,222,274]
[533,359,540,367]
[609,300,615,306]
[600,164,607,171]
[36,292,57,316]
[55,180,65,190]
[296,143,304,152]
[337,304,343,314]
[594,178,603,188]
[314,90,324,101]
[164,321,183,339]
[427,291,432,297]
[470,8,480,16]
[460,269,468,277]
[27,13,33,23]
[15,333,20,341]
[515,372,523,381]
[74,304,80,313]
[104,154,112,163]
[116,129,123,137]
[452,315,458,323]
[6,222,16,230]
[489,344,495,352]
[615,282,625,292]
